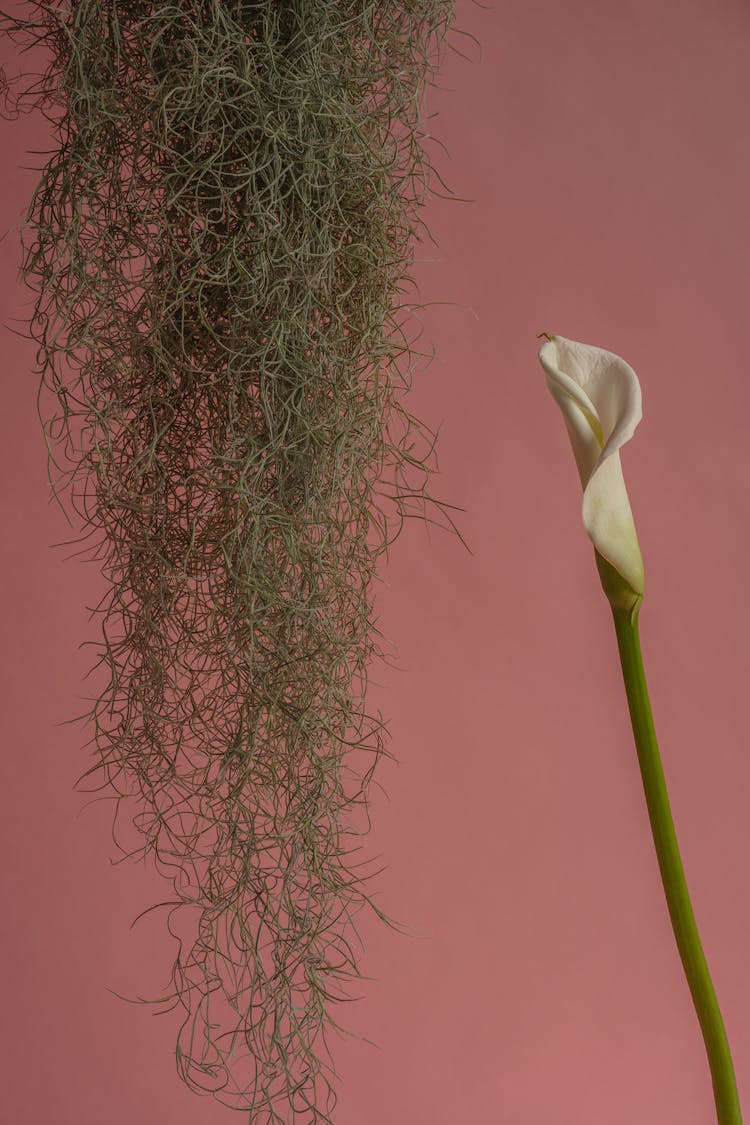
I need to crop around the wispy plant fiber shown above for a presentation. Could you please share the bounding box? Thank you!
[1,2,460,1120]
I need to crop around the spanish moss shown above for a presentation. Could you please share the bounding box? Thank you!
[1,1,460,1119]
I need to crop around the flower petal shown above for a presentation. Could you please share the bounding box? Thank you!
[540,335,645,597]
[582,447,644,596]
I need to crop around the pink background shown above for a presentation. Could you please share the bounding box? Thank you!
[2,1,750,1121]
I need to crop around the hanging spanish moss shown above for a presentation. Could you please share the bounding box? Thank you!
[1,1,460,1120]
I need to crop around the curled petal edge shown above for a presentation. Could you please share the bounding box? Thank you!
[540,336,645,600]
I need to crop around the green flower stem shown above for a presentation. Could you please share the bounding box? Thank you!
[611,602,742,1125]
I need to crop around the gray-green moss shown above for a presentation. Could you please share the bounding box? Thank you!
[1,2,459,1121]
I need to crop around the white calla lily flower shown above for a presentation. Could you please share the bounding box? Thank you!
[540,339,744,1122]
[539,334,645,605]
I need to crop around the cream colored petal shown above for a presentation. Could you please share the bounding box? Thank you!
[540,352,603,487]
[543,336,642,463]
[582,449,644,595]
[540,335,644,596]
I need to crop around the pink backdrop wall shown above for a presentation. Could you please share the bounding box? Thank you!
[2,1,750,1122]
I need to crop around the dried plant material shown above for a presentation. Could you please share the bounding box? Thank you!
[1,1,462,1121]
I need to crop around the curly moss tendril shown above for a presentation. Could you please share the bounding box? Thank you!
[1,2,461,1120]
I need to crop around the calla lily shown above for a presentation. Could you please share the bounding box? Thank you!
[539,334,645,605]
[541,338,743,1124]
